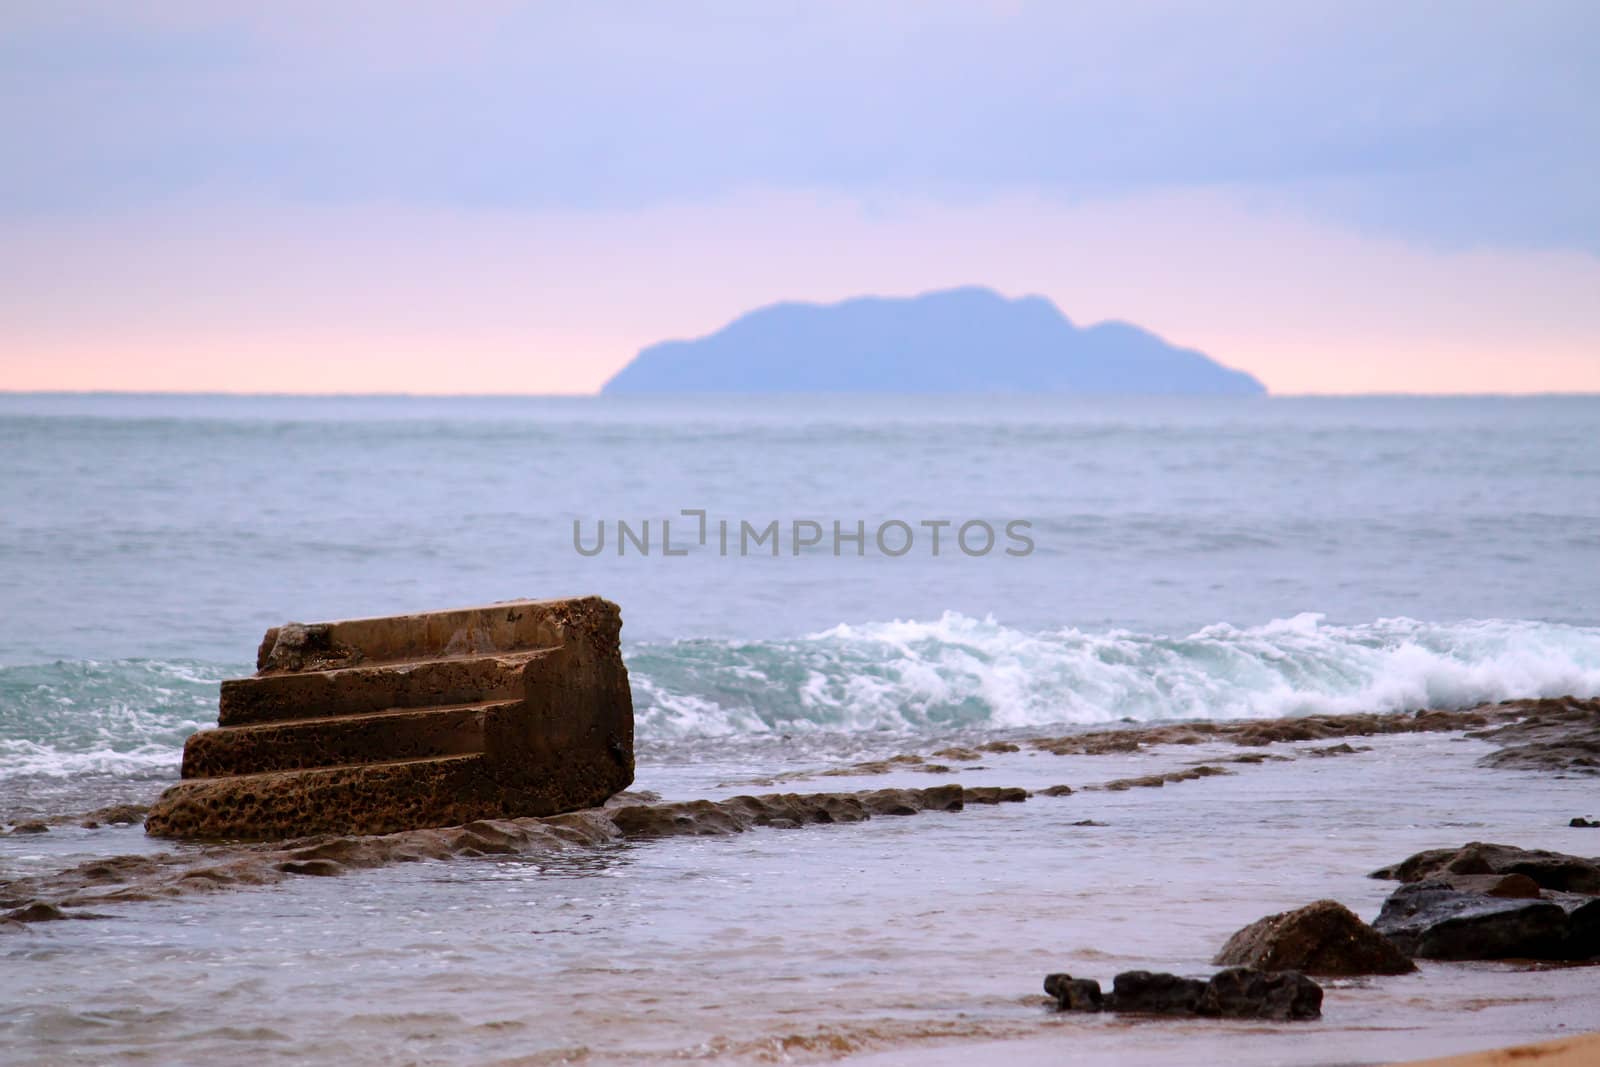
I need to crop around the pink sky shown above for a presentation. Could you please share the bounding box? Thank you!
[5,189,1599,395]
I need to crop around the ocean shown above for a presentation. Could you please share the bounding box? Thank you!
[3,393,1599,1064]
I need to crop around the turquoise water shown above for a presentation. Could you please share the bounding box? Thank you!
[3,394,1600,804]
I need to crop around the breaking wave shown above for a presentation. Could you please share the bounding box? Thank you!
[629,613,1600,736]
[0,659,225,782]
[5,615,1600,778]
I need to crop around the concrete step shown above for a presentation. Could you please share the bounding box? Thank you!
[218,649,550,726]
[181,699,514,779]
[143,754,519,840]
[254,596,614,673]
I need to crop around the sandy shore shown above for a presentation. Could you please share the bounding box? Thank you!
[1397,1032,1600,1066]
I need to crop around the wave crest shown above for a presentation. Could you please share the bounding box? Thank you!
[630,613,1600,736]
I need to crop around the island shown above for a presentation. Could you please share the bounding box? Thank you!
[601,286,1265,395]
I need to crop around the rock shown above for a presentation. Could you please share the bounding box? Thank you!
[1567,897,1600,959]
[961,787,1027,805]
[9,821,48,835]
[931,746,983,761]
[1370,842,1600,894]
[976,741,1020,753]
[5,902,66,923]
[145,597,636,840]
[1472,698,1600,774]
[1038,784,1075,796]
[1043,974,1104,1012]
[1198,967,1323,1020]
[1373,881,1570,959]
[1572,817,1599,828]
[1435,873,1545,899]
[1026,705,1524,759]
[1213,899,1416,975]
[1108,970,1208,1015]
[81,803,148,828]
[1056,969,1324,1020]
[1097,765,1232,791]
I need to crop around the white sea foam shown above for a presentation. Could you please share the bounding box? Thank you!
[5,617,1599,775]
[629,613,1600,737]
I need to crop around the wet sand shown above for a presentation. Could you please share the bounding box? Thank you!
[1398,1031,1600,1065]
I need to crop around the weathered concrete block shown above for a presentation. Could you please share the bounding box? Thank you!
[146,597,634,840]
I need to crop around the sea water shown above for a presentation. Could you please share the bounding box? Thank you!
[3,393,1599,1064]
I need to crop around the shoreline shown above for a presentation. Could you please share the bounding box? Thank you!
[4,696,1597,1064]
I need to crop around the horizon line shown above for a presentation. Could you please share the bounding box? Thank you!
[6,389,1600,401]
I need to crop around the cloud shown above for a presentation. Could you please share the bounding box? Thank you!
[2,2,1596,252]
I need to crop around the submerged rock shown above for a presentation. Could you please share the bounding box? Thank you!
[960,786,1027,805]
[80,804,148,829]
[1043,974,1104,1012]
[145,597,635,840]
[1213,899,1416,975]
[1109,970,1208,1014]
[1198,967,1323,1020]
[1046,968,1322,1020]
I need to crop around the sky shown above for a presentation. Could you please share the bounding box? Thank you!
[2,1,1597,395]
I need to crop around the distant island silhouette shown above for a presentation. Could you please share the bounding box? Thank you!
[602,287,1265,395]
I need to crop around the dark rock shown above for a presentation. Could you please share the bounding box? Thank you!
[961,787,1027,805]
[1213,899,1416,975]
[1097,765,1232,791]
[1043,974,1104,1012]
[1198,967,1323,1020]
[1437,873,1545,899]
[1370,841,1600,894]
[1565,897,1600,960]
[10,821,48,835]
[1109,970,1208,1015]
[1373,880,1570,959]
[1572,817,1599,828]
[1472,698,1600,774]
[276,859,345,877]
[81,803,149,829]
[5,902,67,922]
[1304,742,1368,756]
[1038,784,1075,796]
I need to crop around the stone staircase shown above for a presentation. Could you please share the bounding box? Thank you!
[145,597,635,840]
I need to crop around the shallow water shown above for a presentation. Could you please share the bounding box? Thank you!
[3,395,1599,1063]
[5,732,1598,1064]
